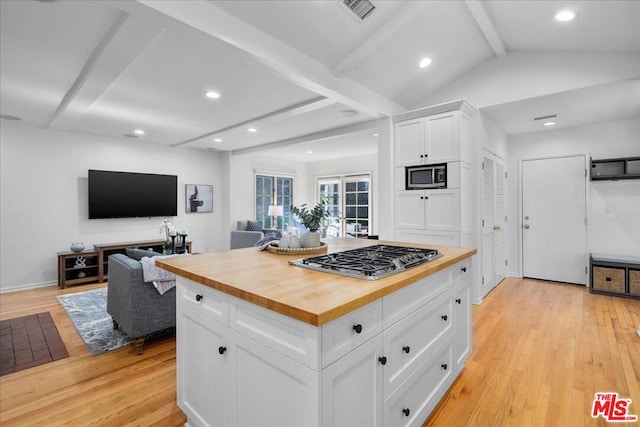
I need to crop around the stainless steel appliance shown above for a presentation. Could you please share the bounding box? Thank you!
[405,163,447,189]
[289,245,442,280]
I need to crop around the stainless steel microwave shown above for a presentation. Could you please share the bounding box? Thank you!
[406,163,447,189]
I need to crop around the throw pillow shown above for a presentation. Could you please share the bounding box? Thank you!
[246,220,263,232]
[255,234,279,247]
[126,248,162,261]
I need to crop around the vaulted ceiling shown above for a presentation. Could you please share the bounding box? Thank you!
[1,1,639,162]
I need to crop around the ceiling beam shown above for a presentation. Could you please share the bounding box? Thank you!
[48,11,165,131]
[231,119,379,156]
[464,0,507,57]
[132,0,405,118]
[332,1,431,76]
[173,96,333,147]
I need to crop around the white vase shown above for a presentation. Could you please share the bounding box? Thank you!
[300,231,321,248]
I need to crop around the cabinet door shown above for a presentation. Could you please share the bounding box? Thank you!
[177,304,232,427]
[424,189,460,231]
[322,337,383,427]
[233,332,319,427]
[425,111,458,164]
[395,191,426,229]
[395,118,425,166]
[453,277,472,374]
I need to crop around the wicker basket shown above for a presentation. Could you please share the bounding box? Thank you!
[266,242,328,256]
[629,269,640,296]
[593,266,625,293]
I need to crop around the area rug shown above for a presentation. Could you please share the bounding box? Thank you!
[56,288,133,355]
[0,312,69,377]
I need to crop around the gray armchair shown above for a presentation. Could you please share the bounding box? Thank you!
[230,220,282,249]
[106,253,175,355]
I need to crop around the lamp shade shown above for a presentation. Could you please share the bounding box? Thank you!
[268,205,283,217]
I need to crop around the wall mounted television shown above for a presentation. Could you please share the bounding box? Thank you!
[88,170,177,219]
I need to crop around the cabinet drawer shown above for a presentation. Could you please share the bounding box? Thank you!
[383,290,453,396]
[451,258,471,284]
[383,337,454,427]
[321,299,382,368]
[593,266,625,293]
[177,279,228,325]
[384,267,451,329]
[630,270,640,296]
[229,296,320,370]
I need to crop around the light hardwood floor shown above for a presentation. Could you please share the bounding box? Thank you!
[1,278,638,426]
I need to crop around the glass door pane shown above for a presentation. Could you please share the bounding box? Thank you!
[344,177,369,237]
[318,179,341,237]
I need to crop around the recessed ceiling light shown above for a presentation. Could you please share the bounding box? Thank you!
[373,133,379,136]
[122,134,139,138]
[339,110,358,117]
[248,128,257,133]
[134,129,145,135]
[0,114,22,121]
[205,91,220,99]
[419,57,432,68]
[306,150,313,154]
[543,121,556,126]
[555,10,576,22]
[213,138,222,142]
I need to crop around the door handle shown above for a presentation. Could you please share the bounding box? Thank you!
[493,225,501,231]
[524,224,530,229]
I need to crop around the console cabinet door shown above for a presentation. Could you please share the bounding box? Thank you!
[424,189,460,231]
[233,331,319,427]
[177,303,233,427]
[395,118,425,166]
[396,191,426,230]
[425,111,458,164]
[453,276,472,374]
[322,337,383,427]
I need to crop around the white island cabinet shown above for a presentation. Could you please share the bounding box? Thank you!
[175,257,472,427]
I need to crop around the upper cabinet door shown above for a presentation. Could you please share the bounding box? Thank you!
[425,111,458,164]
[395,118,425,167]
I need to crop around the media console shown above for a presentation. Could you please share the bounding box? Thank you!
[57,239,192,288]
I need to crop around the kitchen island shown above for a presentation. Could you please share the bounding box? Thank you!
[157,238,476,427]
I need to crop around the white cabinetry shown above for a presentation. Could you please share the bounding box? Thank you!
[394,100,475,248]
[176,259,472,427]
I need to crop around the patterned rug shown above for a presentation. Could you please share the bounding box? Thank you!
[0,312,69,376]
[56,288,133,355]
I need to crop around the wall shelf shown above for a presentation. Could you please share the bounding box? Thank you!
[591,156,640,180]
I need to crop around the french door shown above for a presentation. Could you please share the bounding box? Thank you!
[318,174,371,238]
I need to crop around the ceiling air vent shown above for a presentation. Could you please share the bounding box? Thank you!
[533,114,558,121]
[340,0,376,21]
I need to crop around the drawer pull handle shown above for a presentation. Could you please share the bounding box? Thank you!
[353,324,363,334]
[441,314,448,321]
[402,346,411,354]
[195,294,203,302]
[461,267,467,272]
[441,363,448,370]
[455,298,462,304]
[378,356,387,366]
[402,408,411,417]
[218,346,227,355]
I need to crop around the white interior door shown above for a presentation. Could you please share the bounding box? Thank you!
[522,156,587,285]
[481,152,506,295]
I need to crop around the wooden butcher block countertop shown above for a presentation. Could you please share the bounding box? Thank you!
[156,238,476,326]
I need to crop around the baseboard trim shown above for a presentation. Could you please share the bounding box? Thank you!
[0,281,57,294]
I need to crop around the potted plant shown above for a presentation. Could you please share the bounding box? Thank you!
[291,197,329,248]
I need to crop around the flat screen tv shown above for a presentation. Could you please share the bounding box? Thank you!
[88,170,177,219]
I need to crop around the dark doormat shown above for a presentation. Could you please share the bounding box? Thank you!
[0,312,69,377]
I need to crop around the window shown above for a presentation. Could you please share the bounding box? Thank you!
[256,174,293,229]
[318,173,371,237]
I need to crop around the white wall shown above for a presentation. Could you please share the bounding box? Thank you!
[0,122,225,292]
[506,117,640,277]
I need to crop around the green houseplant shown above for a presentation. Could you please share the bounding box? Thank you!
[291,197,329,247]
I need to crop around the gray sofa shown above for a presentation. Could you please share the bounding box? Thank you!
[106,252,175,355]
[230,220,281,249]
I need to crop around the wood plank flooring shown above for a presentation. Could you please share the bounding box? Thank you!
[0,278,638,426]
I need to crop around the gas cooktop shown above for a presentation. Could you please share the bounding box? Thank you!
[289,245,442,280]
